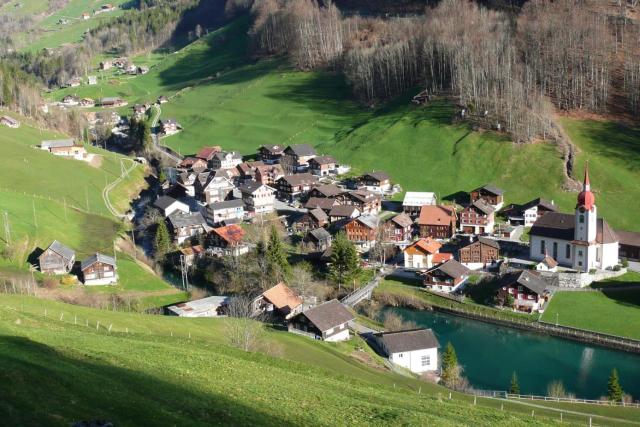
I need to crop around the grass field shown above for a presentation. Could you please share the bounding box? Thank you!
[542,275,640,340]
[2,293,637,426]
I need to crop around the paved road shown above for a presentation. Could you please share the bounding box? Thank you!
[628,261,640,273]
[348,320,379,335]
[149,105,182,164]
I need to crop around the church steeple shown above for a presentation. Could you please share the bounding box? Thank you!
[577,163,595,211]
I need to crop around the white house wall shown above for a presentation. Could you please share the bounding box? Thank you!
[389,347,438,373]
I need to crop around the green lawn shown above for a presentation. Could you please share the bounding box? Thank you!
[0,293,631,426]
[542,282,640,340]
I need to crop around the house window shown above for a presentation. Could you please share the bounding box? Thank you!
[565,244,571,259]
[579,215,585,224]
[421,355,430,366]
[540,240,546,255]
[553,242,558,259]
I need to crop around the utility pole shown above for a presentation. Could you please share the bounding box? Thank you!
[3,212,10,244]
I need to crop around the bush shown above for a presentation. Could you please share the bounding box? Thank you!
[60,275,77,286]
[613,265,621,272]
[41,277,59,289]
[589,268,597,275]
[621,258,629,268]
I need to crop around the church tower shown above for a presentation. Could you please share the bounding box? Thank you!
[573,165,597,271]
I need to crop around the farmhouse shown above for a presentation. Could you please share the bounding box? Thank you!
[160,118,181,135]
[305,197,337,213]
[421,259,470,293]
[211,151,242,170]
[308,184,344,199]
[39,240,75,274]
[178,157,208,173]
[41,139,75,151]
[308,155,337,176]
[0,115,20,128]
[344,215,379,249]
[470,184,505,210]
[459,199,495,235]
[341,190,382,215]
[257,144,285,164]
[253,282,303,320]
[236,160,265,182]
[403,238,452,270]
[458,237,500,270]
[403,192,437,217]
[276,173,319,202]
[506,198,558,227]
[418,205,457,240]
[168,212,208,244]
[80,253,117,285]
[255,163,285,185]
[303,228,332,253]
[49,144,86,160]
[154,195,190,217]
[204,199,245,225]
[282,144,317,172]
[166,296,230,317]
[239,181,275,215]
[209,224,248,256]
[195,146,222,164]
[295,208,329,232]
[497,270,550,313]
[288,299,354,342]
[99,97,127,107]
[195,171,235,204]
[529,168,619,272]
[356,171,391,193]
[373,329,440,374]
[382,213,413,243]
[329,204,360,223]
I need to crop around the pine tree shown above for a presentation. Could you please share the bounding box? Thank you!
[266,225,289,281]
[509,372,520,394]
[440,342,460,388]
[328,232,361,288]
[607,368,624,402]
[141,120,153,151]
[154,219,171,260]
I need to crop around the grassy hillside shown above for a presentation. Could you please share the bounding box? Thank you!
[3,294,634,426]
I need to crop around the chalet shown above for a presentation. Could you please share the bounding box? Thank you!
[80,253,117,285]
[236,160,265,182]
[382,213,413,243]
[66,76,82,87]
[276,173,319,202]
[617,230,640,262]
[99,97,127,107]
[339,190,382,215]
[125,64,138,74]
[459,199,495,235]
[258,144,285,164]
[470,184,505,210]
[132,103,148,117]
[329,205,360,223]
[282,144,317,172]
[87,75,98,85]
[294,208,329,232]
[99,60,112,70]
[195,171,235,204]
[112,57,128,68]
[402,192,437,217]
[403,238,452,270]
[154,195,189,217]
[41,139,75,151]
[79,98,95,107]
[344,215,379,250]
[0,115,20,128]
[168,212,208,244]
[81,12,90,19]
[304,197,337,213]
[177,172,197,197]
[160,118,181,135]
[497,270,550,313]
[179,245,205,267]
[50,144,86,160]
[308,184,344,199]
[288,299,354,342]
[239,182,275,215]
[177,157,208,173]
[166,296,230,317]
[535,253,558,272]
[421,259,470,293]
[204,199,245,225]
[373,329,440,374]
[195,146,222,164]
[61,95,79,106]
[253,282,303,320]
[255,163,285,185]
[356,171,391,193]
[157,95,169,104]
[308,155,337,176]
[39,240,76,274]
[303,228,333,253]
[209,224,248,256]
[458,236,500,270]
[211,151,242,170]
[506,198,557,227]
[418,205,457,240]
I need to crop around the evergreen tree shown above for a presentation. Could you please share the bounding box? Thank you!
[328,232,361,288]
[509,372,520,394]
[607,368,624,402]
[266,225,289,281]
[141,119,153,150]
[440,342,461,389]
[154,219,171,260]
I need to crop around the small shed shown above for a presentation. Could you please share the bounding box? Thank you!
[39,240,76,274]
[80,253,117,285]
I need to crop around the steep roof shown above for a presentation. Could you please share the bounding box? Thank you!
[520,197,558,212]
[501,270,549,295]
[418,205,455,226]
[259,144,285,154]
[530,212,618,244]
[285,144,316,157]
[309,155,336,165]
[195,146,221,160]
[302,299,354,332]
[305,197,337,211]
[239,181,272,195]
[262,282,303,312]
[81,253,116,271]
[403,192,437,207]
[477,236,500,249]
[208,199,244,210]
[212,224,245,244]
[311,184,344,198]
[406,238,441,255]
[308,208,329,223]
[348,189,381,203]
[280,173,318,186]
[376,329,440,353]
[432,259,469,279]
[470,199,495,216]
[307,227,331,241]
[362,171,390,182]
[356,214,379,229]
[540,255,558,268]
[154,195,180,210]
[330,205,359,218]
[45,240,75,261]
[475,184,504,196]
[389,213,413,228]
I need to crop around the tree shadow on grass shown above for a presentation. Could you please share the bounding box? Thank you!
[601,288,640,309]
[572,121,640,174]
[0,335,295,427]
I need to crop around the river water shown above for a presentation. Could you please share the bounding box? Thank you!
[388,307,640,399]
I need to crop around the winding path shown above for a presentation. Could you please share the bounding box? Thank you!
[102,158,138,218]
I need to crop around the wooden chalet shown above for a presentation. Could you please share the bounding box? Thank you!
[470,184,504,210]
[168,212,208,244]
[308,155,337,176]
[178,156,208,172]
[39,240,76,274]
[336,189,382,215]
[276,173,319,202]
[617,230,640,261]
[282,144,317,173]
[504,198,557,227]
[209,224,248,256]
[80,253,117,285]
[303,228,333,252]
[344,215,379,249]
[308,184,344,199]
[458,237,500,269]
[329,205,360,223]
[295,208,329,232]
[254,163,285,185]
[418,205,457,239]
[497,270,550,313]
[288,299,354,342]
[420,260,470,294]
[195,146,222,164]
[257,144,285,164]
[459,199,495,235]
[382,213,413,242]
[253,282,304,320]
[355,171,391,193]
[304,197,337,213]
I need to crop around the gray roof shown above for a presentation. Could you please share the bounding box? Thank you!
[302,299,354,332]
[530,212,618,244]
[356,214,379,229]
[307,227,331,241]
[520,197,557,212]
[46,240,75,260]
[477,236,500,249]
[389,213,413,228]
[617,230,640,247]
[285,144,316,157]
[239,181,272,195]
[208,199,244,210]
[81,253,116,271]
[214,151,242,160]
[305,197,336,211]
[154,195,179,210]
[330,204,359,218]
[168,212,206,228]
[310,155,336,165]
[476,184,505,196]
[377,329,440,353]
[433,259,469,279]
[362,171,391,182]
[308,208,329,222]
[280,173,318,186]
[311,184,344,197]
[259,144,285,154]
[471,199,495,216]
[41,139,75,149]
[501,270,549,296]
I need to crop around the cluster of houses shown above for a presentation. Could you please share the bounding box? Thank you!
[40,139,87,160]
[37,240,118,286]
[99,57,149,75]
[58,95,128,109]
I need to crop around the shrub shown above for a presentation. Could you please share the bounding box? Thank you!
[589,268,597,275]
[621,258,629,268]
[60,275,76,286]
[547,380,568,398]
[41,277,59,289]
[613,265,621,272]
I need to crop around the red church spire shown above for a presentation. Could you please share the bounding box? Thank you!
[577,163,595,210]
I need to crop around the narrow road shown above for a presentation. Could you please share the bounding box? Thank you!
[149,104,182,164]
[102,158,138,218]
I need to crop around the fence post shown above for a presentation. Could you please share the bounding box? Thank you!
[108,323,112,333]
[96,321,100,331]
[473,396,476,405]
[449,392,452,400]
[44,309,47,317]
[59,312,64,321]
[560,412,563,422]
[74,314,77,325]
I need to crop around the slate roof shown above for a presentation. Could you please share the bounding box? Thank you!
[330,204,359,218]
[301,299,354,332]
[305,197,337,211]
[376,329,440,353]
[154,195,179,210]
[46,240,75,261]
[356,214,379,229]
[432,259,469,279]
[501,270,549,295]
[308,208,329,223]
[239,181,272,195]
[477,236,500,249]
[530,212,618,244]
[389,213,413,228]
[208,199,244,210]
[213,151,242,160]
[470,199,495,216]
[307,227,331,241]
[285,144,316,157]
[81,253,116,271]
[475,184,505,196]
[311,184,344,198]
[168,212,206,228]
